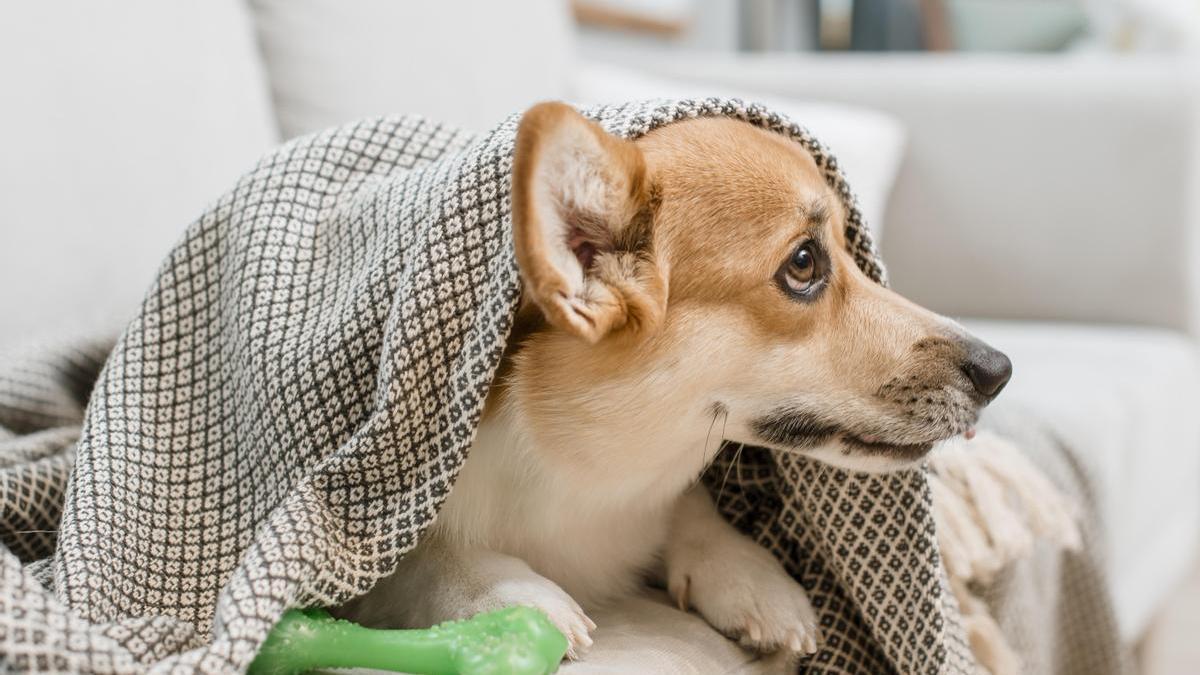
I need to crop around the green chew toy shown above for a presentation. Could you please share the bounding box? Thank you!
[249,606,569,675]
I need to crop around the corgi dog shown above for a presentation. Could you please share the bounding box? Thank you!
[341,102,1011,661]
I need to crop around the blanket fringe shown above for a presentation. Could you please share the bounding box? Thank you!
[929,431,1082,675]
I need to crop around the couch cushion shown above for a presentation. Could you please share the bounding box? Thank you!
[0,1,277,344]
[965,320,1200,639]
[558,589,775,674]
[248,0,574,138]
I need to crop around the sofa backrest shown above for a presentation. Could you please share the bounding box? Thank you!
[248,0,574,139]
[0,0,576,344]
[0,0,278,342]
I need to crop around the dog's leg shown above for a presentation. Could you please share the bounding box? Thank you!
[665,486,821,657]
[339,536,596,659]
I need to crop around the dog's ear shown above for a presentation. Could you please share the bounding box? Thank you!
[511,101,666,343]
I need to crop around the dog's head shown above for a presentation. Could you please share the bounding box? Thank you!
[507,102,1010,473]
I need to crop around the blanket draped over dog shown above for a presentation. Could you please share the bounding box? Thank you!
[0,100,1118,674]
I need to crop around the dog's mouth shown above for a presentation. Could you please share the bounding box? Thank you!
[747,406,972,462]
[837,432,935,460]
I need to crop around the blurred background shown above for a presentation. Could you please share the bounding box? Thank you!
[2,1,1199,672]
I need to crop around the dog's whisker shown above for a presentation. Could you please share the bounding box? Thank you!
[713,409,733,490]
[703,407,720,454]
[810,450,834,484]
[717,441,745,505]
[699,407,722,480]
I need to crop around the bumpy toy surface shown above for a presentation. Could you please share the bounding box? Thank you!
[249,606,568,675]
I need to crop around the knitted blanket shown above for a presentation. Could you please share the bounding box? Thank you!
[0,99,1093,674]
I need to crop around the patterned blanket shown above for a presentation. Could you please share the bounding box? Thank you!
[0,99,1113,674]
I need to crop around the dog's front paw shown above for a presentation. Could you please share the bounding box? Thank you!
[474,574,596,660]
[668,538,820,657]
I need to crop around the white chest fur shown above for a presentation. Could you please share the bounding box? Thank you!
[433,410,685,607]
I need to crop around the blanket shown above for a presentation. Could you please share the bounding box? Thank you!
[0,99,1111,674]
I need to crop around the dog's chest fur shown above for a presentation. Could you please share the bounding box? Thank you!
[433,408,684,606]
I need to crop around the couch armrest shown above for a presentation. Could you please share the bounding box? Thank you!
[610,53,1200,334]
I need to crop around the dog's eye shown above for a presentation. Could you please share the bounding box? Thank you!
[783,243,818,293]
[775,240,828,302]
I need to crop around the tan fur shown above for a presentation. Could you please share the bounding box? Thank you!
[344,104,1009,662]
[507,114,980,476]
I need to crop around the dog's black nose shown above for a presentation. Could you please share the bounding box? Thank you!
[961,337,1012,398]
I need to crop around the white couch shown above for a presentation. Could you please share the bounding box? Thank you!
[3,0,1197,655]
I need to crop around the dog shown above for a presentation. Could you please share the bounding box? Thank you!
[339,101,1012,661]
